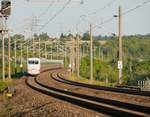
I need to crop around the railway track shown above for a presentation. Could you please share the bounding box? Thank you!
[26,69,150,117]
[55,70,150,97]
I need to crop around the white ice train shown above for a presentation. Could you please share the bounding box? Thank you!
[27,58,41,75]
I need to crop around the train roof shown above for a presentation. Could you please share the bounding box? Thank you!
[28,58,40,61]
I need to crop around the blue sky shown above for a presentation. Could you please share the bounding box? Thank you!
[6,0,150,37]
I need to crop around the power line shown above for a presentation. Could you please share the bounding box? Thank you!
[74,0,116,33]
[87,0,116,16]
[38,1,55,17]
[38,0,71,32]
[7,1,72,59]
[94,0,150,30]
[123,0,150,15]
[94,17,114,29]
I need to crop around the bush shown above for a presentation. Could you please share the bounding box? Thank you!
[0,81,7,92]
[80,57,118,83]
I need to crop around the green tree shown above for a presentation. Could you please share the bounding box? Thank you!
[82,32,90,40]
[39,32,49,41]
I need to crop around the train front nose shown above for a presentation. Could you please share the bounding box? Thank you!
[28,69,40,75]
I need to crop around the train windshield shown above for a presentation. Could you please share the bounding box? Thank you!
[28,60,39,64]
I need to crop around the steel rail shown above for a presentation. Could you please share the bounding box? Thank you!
[25,67,150,117]
[49,71,150,115]
[55,70,150,96]
[26,76,149,117]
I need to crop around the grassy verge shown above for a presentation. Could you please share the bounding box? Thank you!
[69,74,115,87]
[0,79,16,93]
[0,81,7,93]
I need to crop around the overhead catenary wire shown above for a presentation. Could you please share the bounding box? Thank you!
[38,0,71,32]
[94,0,150,30]
[74,0,116,34]
[38,1,55,17]
[87,0,116,16]
[123,0,150,15]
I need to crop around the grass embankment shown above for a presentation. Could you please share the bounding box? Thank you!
[69,74,115,87]
[0,81,7,93]
[0,80,13,116]
[0,79,15,92]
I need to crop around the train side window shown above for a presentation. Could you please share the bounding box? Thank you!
[34,61,39,64]
[28,61,34,64]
